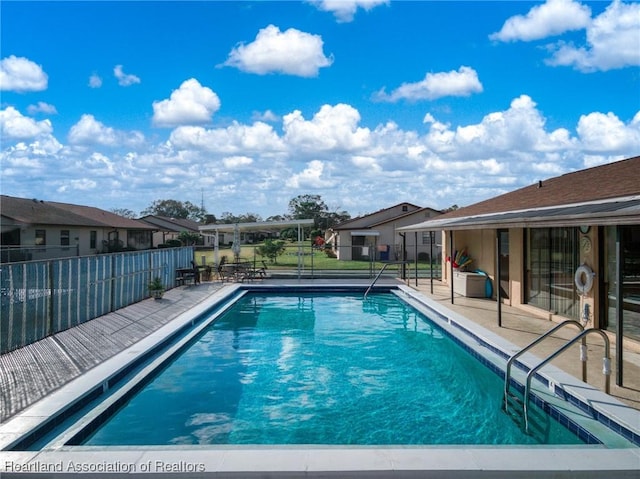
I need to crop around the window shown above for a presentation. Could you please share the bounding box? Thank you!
[90,231,97,249]
[35,229,46,246]
[421,232,433,245]
[60,230,70,248]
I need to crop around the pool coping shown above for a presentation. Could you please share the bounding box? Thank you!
[1,283,639,476]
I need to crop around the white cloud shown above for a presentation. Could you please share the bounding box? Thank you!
[169,121,285,154]
[308,0,389,22]
[68,115,117,145]
[89,73,103,88]
[286,160,335,188]
[545,0,640,71]
[113,65,140,86]
[252,109,280,123]
[84,152,116,176]
[0,107,53,140]
[68,114,144,147]
[351,155,383,174]
[283,103,371,152]
[2,98,638,219]
[576,111,640,152]
[441,95,577,155]
[223,155,254,169]
[27,102,57,115]
[376,66,483,102]
[223,25,333,77]
[152,78,221,128]
[57,178,98,193]
[0,55,48,92]
[490,0,591,42]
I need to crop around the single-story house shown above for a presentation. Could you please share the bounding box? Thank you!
[331,202,443,262]
[138,215,211,247]
[0,195,156,262]
[399,155,640,385]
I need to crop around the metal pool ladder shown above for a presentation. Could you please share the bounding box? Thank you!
[363,262,407,298]
[503,320,584,412]
[503,320,612,433]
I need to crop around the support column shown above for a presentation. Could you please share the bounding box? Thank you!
[615,226,624,386]
[449,230,454,304]
[496,229,503,328]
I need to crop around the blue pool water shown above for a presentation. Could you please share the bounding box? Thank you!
[82,292,582,446]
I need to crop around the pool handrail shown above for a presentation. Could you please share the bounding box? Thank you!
[523,327,611,433]
[503,319,584,412]
[363,261,410,299]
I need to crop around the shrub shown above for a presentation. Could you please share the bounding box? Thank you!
[256,239,286,263]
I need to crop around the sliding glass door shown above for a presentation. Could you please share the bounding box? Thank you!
[603,225,640,341]
[526,227,579,319]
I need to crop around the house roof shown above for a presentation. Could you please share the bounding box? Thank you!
[398,156,640,231]
[332,202,428,231]
[1,195,154,230]
[139,215,201,232]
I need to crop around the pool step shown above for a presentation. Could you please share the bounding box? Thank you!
[503,392,550,442]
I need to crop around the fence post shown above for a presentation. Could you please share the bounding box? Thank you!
[110,253,116,313]
[47,260,54,336]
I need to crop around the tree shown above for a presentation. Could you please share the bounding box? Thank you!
[256,239,286,263]
[141,199,206,221]
[111,208,137,219]
[324,209,351,229]
[287,194,350,232]
[219,212,263,224]
[288,194,328,223]
[178,230,200,246]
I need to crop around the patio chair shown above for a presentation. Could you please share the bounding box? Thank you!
[217,257,228,281]
[190,261,201,284]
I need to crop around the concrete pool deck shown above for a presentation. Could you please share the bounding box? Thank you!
[1,277,639,477]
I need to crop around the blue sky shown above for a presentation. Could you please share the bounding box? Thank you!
[2,0,639,219]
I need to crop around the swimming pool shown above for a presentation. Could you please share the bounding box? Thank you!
[67,292,581,446]
[1,284,639,477]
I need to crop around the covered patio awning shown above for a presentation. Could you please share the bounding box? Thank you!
[199,219,315,233]
[397,196,640,232]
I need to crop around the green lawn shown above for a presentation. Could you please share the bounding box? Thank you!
[194,243,440,274]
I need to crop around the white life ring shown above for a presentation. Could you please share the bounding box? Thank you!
[574,264,594,295]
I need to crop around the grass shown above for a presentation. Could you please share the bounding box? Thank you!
[194,243,441,274]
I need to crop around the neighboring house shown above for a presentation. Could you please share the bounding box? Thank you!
[0,195,156,262]
[399,155,640,382]
[331,202,443,262]
[139,215,209,247]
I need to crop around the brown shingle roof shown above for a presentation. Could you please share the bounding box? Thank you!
[1,195,154,230]
[47,201,155,230]
[333,202,424,230]
[1,196,104,227]
[441,155,640,220]
[139,215,201,232]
